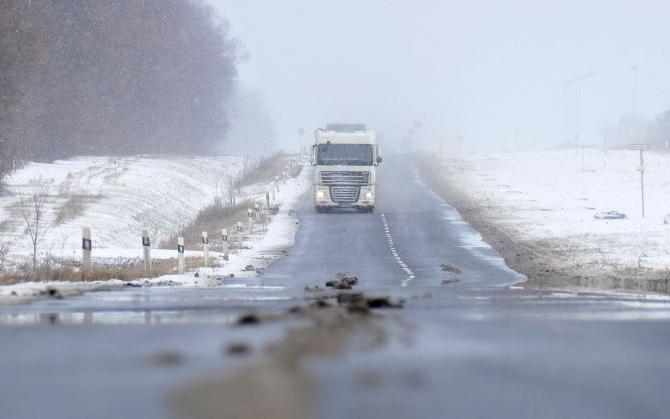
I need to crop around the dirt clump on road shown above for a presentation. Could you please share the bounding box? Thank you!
[336,292,404,313]
[236,313,261,325]
[325,273,358,289]
[149,351,185,367]
[225,342,252,356]
[442,278,462,285]
[440,264,461,273]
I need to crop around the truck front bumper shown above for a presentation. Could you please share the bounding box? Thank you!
[314,185,375,208]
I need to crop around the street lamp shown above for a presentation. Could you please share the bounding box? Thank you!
[631,65,638,116]
[564,72,595,153]
[298,128,305,155]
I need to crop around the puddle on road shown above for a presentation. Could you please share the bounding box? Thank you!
[0,308,252,326]
[0,293,294,326]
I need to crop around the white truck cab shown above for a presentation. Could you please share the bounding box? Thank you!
[312,123,382,213]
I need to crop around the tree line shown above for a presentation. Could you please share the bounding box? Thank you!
[1,0,239,183]
[601,109,670,149]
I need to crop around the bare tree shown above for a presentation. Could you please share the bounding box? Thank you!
[0,241,10,271]
[225,175,239,207]
[2,0,240,162]
[19,179,52,271]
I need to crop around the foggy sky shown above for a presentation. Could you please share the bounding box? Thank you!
[210,0,670,152]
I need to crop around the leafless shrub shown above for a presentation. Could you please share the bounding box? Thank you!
[18,178,53,272]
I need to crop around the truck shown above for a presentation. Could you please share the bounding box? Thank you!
[311,123,382,213]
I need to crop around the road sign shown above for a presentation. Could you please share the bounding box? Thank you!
[628,145,650,217]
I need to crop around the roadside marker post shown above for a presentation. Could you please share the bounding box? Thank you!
[82,227,92,276]
[177,237,185,274]
[222,228,229,261]
[275,176,280,193]
[255,203,264,233]
[248,208,254,235]
[202,231,209,268]
[142,229,152,274]
[628,143,651,218]
[266,192,270,209]
[236,221,243,247]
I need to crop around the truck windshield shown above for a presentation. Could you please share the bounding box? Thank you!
[316,144,373,166]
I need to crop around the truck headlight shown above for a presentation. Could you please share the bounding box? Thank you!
[316,190,326,199]
[365,191,374,199]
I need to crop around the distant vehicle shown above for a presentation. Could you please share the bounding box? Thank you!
[311,124,382,213]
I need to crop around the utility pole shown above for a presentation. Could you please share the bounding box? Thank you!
[412,121,421,152]
[298,128,305,156]
[564,72,595,155]
[631,65,638,116]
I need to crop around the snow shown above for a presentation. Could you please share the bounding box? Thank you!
[0,156,312,302]
[435,149,670,271]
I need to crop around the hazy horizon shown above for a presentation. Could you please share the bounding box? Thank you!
[211,0,670,152]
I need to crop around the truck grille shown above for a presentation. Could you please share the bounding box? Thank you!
[330,186,360,204]
[320,171,369,185]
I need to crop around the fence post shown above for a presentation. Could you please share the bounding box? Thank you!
[142,229,152,275]
[177,237,185,274]
[222,228,229,260]
[82,227,92,277]
[202,231,209,268]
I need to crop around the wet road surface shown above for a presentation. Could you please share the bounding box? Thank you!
[1,155,670,419]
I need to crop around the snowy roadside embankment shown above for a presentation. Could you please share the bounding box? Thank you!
[0,155,311,303]
[420,149,670,294]
[0,155,243,268]
[141,164,311,287]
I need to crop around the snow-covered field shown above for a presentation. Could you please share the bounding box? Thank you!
[433,149,670,272]
[0,155,311,302]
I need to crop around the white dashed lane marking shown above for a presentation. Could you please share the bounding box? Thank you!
[379,212,415,286]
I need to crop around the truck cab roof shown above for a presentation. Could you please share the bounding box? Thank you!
[315,130,376,145]
[324,123,367,133]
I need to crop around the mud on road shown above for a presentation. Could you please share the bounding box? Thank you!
[171,279,402,419]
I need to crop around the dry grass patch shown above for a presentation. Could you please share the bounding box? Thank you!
[162,201,259,249]
[54,194,103,225]
[235,153,300,189]
[0,257,217,286]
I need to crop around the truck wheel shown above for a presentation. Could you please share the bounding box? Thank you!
[315,206,326,213]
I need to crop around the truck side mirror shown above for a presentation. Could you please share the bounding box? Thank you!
[376,156,383,164]
[311,145,317,166]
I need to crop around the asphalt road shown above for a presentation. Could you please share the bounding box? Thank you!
[2,155,670,419]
